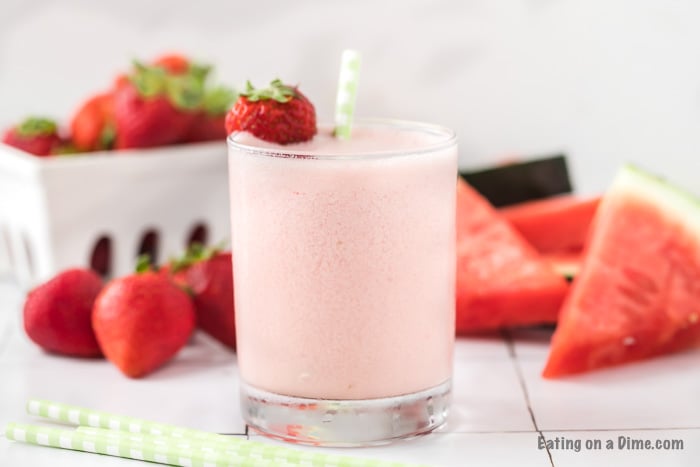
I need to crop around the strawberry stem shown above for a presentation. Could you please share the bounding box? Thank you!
[202,86,238,115]
[99,124,116,149]
[16,117,57,137]
[169,242,224,273]
[129,60,209,111]
[241,79,296,103]
[135,255,153,273]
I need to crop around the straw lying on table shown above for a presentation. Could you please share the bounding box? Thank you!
[5,423,278,467]
[2,399,431,467]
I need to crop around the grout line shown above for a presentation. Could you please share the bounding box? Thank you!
[541,426,700,433]
[503,329,555,467]
[435,430,547,436]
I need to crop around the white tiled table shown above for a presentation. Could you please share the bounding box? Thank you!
[0,280,698,466]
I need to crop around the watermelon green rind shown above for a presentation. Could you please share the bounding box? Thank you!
[615,164,700,224]
[543,164,700,378]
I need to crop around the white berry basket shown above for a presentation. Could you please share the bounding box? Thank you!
[0,142,230,288]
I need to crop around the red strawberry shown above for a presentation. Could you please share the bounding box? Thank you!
[2,117,62,156]
[70,92,116,152]
[23,269,103,357]
[92,260,196,378]
[152,53,190,74]
[167,244,236,350]
[184,113,226,142]
[184,86,237,143]
[225,79,316,144]
[114,62,205,149]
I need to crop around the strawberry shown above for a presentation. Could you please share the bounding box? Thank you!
[225,79,316,144]
[166,244,236,350]
[70,92,116,152]
[2,117,62,156]
[92,259,196,378]
[184,86,237,143]
[23,269,103,357]
[113,62,206,149]
[152,53,191,74]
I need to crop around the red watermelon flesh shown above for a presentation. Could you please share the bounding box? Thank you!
[499,195,601,254]
[456,178,569,333]
[543,166,700,378]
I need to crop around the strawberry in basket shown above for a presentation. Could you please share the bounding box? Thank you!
[113,61,209,149]
[152,53,191,74]
[70,92,116,152]
[184,86,238,142]
[2,117,63,156]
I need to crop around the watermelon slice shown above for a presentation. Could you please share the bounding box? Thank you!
[543,166,700,377]
[456,178,569,333]
[499,195,601,254]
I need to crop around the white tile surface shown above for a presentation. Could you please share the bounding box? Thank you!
[0,433,248,466]
[507,327,555,360]
[454,334,512,360]
[0,281,22,349]
[520,350,700,431]
[0,327,245,434]
[448,359,533,433]
[249,432,550,467]
[2,280,700,466]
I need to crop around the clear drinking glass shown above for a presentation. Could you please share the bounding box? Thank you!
[228,119,457,446]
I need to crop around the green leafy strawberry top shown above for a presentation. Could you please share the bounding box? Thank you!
[202,86,238,116]
[241,79,297,103]
[129,61,206,110]
[169,242,224,273]
[129,61,236,113]
[135,254,156,273]
[16,117,57,137]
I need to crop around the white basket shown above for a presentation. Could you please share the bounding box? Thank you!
[0,142,230,288]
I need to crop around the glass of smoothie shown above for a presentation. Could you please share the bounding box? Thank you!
[228,119,457,446]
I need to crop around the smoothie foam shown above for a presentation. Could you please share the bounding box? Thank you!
[229,123,457,400]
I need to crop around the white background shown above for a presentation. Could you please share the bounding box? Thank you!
[2,0,700,194]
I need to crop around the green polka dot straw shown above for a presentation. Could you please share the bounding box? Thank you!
[334,49,361,139]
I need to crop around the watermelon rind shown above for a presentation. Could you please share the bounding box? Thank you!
[612,165,700,227]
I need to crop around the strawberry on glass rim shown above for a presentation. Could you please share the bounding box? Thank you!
[225,79,316,145]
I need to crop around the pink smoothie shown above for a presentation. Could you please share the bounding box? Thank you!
[229,122,457,400]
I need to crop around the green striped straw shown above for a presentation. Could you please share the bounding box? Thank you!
[76,426,286,461]
[334,49,361,140]
[76,427,287,466]
[5,423,274,467]
[22,399,430,467]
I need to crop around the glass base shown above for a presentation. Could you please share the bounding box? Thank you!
[241,379,451,447]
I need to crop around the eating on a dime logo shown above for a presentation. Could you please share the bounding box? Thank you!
[538,435,684,452]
